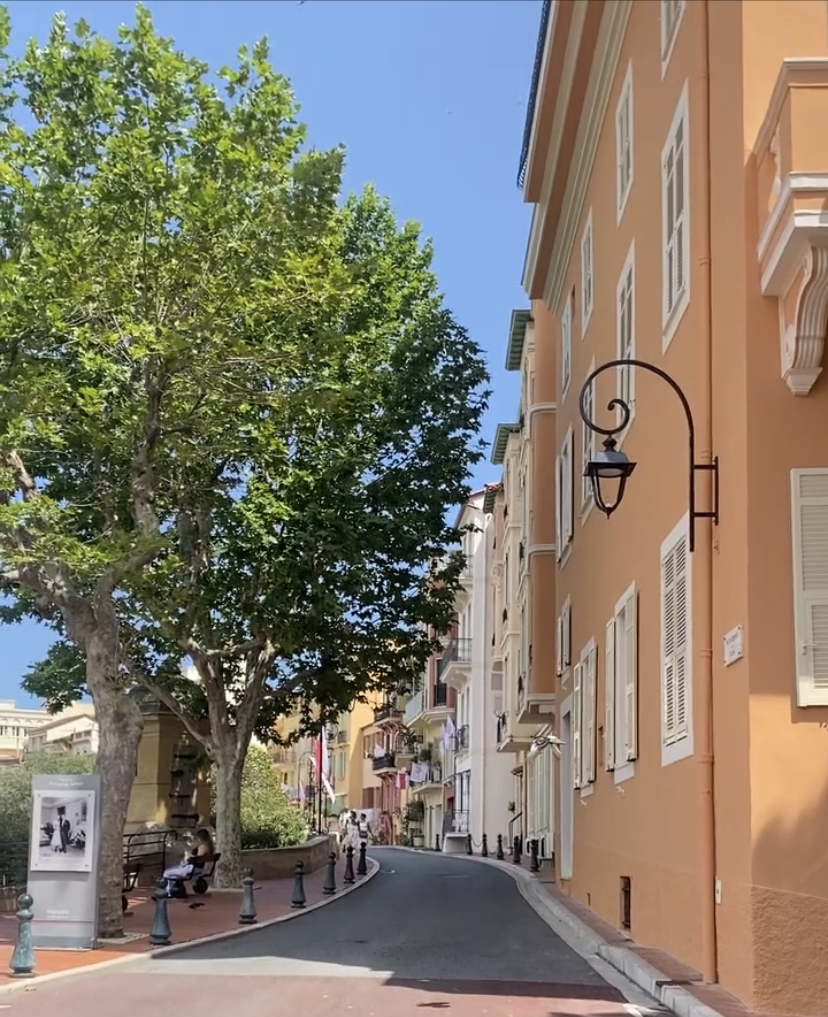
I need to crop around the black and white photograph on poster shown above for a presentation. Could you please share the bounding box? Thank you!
[30,790,95,872]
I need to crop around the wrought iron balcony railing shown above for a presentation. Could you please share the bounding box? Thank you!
[437,637,472,681]
[371,752,396,772]
[454,724,469,752]
[442,809,470,835]
[374,703,402,724]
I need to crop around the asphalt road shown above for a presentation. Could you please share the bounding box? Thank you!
[3,849,664,1017]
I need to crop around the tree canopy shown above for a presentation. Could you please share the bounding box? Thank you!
[1,3,488,904]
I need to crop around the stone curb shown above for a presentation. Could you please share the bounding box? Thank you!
[0,857,380,994]
[390,849,725,1017]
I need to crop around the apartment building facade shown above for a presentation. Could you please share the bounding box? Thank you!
[518,1,828,1013]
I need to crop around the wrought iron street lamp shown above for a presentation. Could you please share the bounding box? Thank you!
[578,359,719,553]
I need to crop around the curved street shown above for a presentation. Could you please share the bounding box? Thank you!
[3,850,664,1017]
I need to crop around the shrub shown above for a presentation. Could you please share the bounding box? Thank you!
[237,745,307,850]
[0,751,97,846]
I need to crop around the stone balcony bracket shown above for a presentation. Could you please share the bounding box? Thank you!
[755,59,828,396]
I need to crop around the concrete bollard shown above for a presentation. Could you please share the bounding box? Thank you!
[529,838,540,873]
[496,834,505,860]
[9,893,35,978]
[512,836,522,865]
[322,851,337,895]
[149,878,172,946]
[291,861,307,909]
[481,833,489,857]
[357,841,368,876]
[239,868,257,925]
[344,845,355,884]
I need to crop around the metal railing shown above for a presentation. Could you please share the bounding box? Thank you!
[454,724,469,752]
[371,752,395,772]
[443,809,470,835]
[409,764,442,786]
[374,703,402,724]
[437,637,472,681]
[270,746,298,765]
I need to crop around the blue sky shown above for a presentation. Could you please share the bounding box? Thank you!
[0,0,542,705]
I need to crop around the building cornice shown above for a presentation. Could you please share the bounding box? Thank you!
[544,0,632,315]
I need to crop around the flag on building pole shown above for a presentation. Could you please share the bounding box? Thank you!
[316,729,336,803]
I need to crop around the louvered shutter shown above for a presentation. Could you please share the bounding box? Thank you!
[624,591,638,761]
[605,619,616,771]
[791,469,828,706]
[572,662,582,789]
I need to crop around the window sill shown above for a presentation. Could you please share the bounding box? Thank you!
[579,783,594,800]
[661,732,693,767]
[613,760,635,785]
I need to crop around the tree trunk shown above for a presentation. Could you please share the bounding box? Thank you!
[212,752,244,888]
[85,632,143,938]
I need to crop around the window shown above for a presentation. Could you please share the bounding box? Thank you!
[661,0,686,69]
[605,584,638,782]
[790,469,828,706]
[573,639,597,789]
[662,85,689,344]
[616,242,635,428]
[581,365,595,509]
[661,514,693,765]
[560,293,572,397]
[581,212,594,332]
[556,598,572,678]
[555,429,574,561]
[615,64,633,219]
[337,751,346,781]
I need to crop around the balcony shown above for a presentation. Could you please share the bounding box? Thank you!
[515,673,555,726]
[371,752,396,775]
[438,637,472,690]
[409,764,443,790]
[443,809,470,835]
[269,746,298,766]
[496,710,535,753]
[374,702,403,727]
[403,688,425,727]
[454,724,469,754]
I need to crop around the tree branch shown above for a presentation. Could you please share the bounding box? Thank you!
[4,451,37,501]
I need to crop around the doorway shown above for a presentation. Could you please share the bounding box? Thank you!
[559,699,574,880]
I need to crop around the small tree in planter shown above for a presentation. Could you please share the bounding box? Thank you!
[404,799,426,847]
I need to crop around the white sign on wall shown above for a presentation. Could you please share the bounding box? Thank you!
[723,625,744,667]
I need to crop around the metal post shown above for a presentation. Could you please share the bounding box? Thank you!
[322,851,337,895]
[435,833,440,852]
[512,835,521,865]
[466,833,473,856]
[529,838,540,873]
[291,860,307,909]
[239,868,257,925]
[357,841,368,876]
[149,878,172,946]
[496,834,504,860]
[481,833,489,857]
[344,845,355,884]
[9,893,34,978]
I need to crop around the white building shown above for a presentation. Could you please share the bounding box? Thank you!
[25,703,98,755]
[441,491,513,853]
[0,699,50,764]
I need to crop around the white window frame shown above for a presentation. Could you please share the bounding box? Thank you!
[616,240,636,436]
[560,293,572,398]
[581,360,595,513]
[790,469,828,706]
[576,639,597,794]
[661,513,693,766]
[615,63,633,222]
[581,211,594,334]
[660,0,686,76]
[557,597,572,684]
[662,83,690,351]
[556,428,574,565]
[605,583,638,784]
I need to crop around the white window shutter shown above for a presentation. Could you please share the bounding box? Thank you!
[564,430,574,546]
[563,599,571,667]
[605,618,616,771]
[790,469,828,706]
[586,646,597,782]
[556,615,563,677]
[662,544,678,745]
[624,592,638,760]
[572,662,582,788]
[674,540,689,737]
[555,456,562,559]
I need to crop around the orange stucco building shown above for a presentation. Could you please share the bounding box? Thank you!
[518,2,828,1014]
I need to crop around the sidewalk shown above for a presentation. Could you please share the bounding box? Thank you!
[0,859,377,987]
[425,851,803,1017]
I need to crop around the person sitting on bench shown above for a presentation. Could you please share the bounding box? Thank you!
[162,828,214,895]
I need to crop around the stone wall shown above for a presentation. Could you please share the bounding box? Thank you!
[240,834,338,880]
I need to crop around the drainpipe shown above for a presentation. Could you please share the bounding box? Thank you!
[697,0,719,986]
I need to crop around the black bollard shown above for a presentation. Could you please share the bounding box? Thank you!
[344,845,355,884]
[357,841,368,876]
[291,861,307,909]
[466,833,473,856]
[9,893,34,978]
[434,834,440,852]
[529,839,540,873]
[496,833,505,860]
[322,851,337,895]
[149,878,172,946]
[512,835,522,865]
[239,868,257,925]
[481,833,489,857]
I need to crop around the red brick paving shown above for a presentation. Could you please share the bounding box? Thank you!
[0,971,636,1017]
[0,863,372,985]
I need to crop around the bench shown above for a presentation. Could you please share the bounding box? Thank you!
[122,829,178,912]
